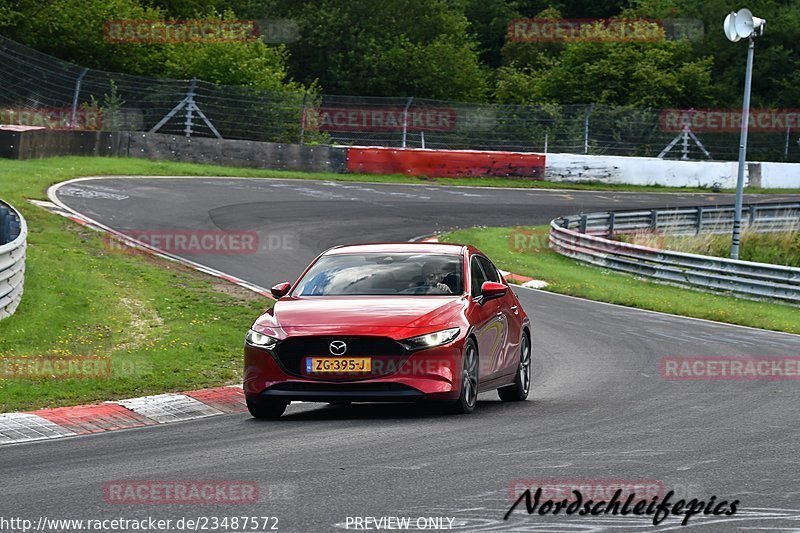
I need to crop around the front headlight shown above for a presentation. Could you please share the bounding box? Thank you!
[245,329,278,349]
[401,327,460,351]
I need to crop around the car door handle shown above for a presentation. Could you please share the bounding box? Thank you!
[510,305,519,315]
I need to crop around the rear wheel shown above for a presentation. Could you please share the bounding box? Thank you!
[445,339,479,414]
[246,397,288,419]
[498,332,531,402]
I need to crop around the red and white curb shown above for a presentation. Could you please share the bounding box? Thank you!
[0,385,247,446]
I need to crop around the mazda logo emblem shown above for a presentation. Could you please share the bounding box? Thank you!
[329,340,347,356]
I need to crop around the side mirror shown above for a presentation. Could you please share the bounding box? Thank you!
[270,281,291,299]
[480,281,507,302]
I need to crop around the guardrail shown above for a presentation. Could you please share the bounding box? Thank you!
[0,200,27,320]
[550,202,800,304]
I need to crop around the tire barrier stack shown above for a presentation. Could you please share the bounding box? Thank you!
[0,200,26,320]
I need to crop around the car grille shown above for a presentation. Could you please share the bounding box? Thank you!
[272,336,410,380]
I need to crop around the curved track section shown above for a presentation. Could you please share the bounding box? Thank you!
[2,177,799,532]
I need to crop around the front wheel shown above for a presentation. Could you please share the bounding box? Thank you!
[246,397,288,419]
[445,339,479,414]
[498,333,531,402]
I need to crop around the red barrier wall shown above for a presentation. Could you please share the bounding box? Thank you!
[346,147,546,179]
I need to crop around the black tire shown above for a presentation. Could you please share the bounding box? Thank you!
[445,338,479,414]
[498,332,531,402]
[246,397,288,419]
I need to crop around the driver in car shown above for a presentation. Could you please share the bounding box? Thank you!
[410,262,453,294]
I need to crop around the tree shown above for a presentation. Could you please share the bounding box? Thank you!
[0,1,303,95]
[1,0,168,74]
[496,39,714,108]
[262,0,489,100]
[625,0,800,107]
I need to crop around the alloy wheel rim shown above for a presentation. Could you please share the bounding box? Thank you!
[463,345,478,407]
[520,336,531,394]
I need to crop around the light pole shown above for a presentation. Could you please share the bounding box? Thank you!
[724,8,765,259]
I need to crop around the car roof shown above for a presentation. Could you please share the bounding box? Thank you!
[323,242,467,256]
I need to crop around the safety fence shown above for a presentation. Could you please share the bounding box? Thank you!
[2,35,799,162]
[0,200,27,321]
[549,202,800,304]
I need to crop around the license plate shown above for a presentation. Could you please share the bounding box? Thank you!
[306,357,372,373]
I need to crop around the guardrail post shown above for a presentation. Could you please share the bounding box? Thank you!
[748,205,757,229]
[184,78,197,138]
[608,211,616,237]
[299,91,308,145]
[69,67,89,129]
[650,209,658,230]
[696,206,703,235]
[401,97,413,148]
[579,214,587,233]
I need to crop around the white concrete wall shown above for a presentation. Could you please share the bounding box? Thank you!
[760,162,800,189]
[544,153,747,188]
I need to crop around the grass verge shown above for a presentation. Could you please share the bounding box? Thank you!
[0,159,274,413]
[442,225,800,335]
[624,230,800,267]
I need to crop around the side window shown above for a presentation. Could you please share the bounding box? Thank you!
[470,256,488,298]
[477,256,500,283]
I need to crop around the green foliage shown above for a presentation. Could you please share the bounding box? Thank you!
[1,1,303,96]
[263,0,489,100]
[162,39,294,92]
[2,0,166,74]
[497,38,715,108]
[625,0,800,107]
[2,0,800,109]
[0,0,21,27]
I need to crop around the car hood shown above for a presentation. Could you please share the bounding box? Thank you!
[255,295,467,332]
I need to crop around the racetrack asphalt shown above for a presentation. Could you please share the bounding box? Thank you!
[2,177,799,532]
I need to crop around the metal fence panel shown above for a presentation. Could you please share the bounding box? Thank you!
[550,202,800,304]
[2,35,799,161]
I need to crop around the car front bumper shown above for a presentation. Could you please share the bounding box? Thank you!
[244,341,463,403]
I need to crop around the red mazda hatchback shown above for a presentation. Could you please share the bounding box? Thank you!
[244,242,531,418]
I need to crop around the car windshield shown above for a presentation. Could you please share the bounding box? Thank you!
[293,253,463,296]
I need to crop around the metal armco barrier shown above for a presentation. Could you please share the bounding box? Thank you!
[550,202,800,304]
[0,200,27,320]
